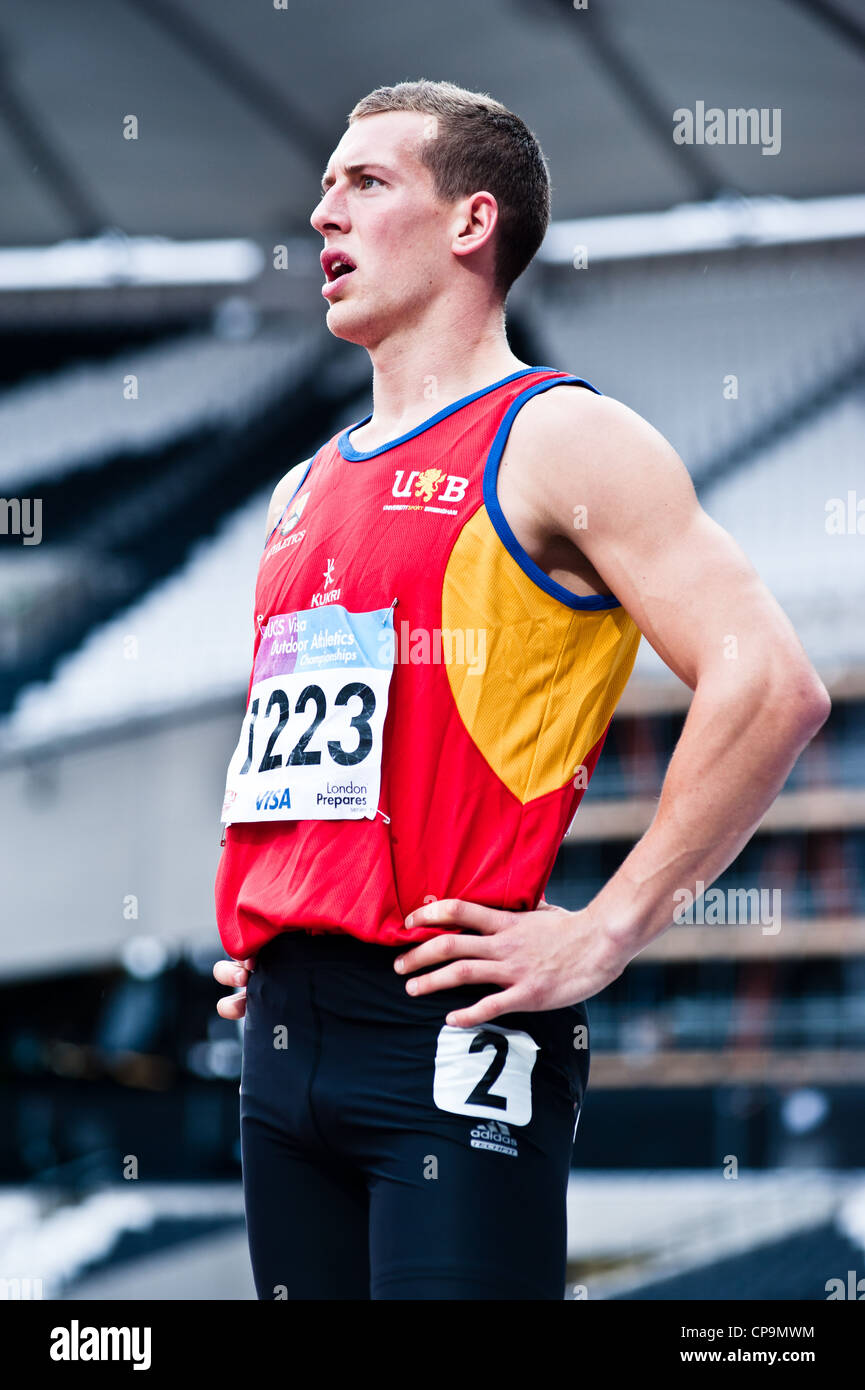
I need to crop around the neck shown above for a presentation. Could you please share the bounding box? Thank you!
[356,300,531,443]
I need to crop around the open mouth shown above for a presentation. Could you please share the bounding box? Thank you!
[322,250,357,283]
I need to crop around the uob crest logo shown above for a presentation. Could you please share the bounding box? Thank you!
[392,468,468,504]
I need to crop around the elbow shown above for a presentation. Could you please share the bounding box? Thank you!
[804,680,832,737]
[776,668,831,744]
[699,644,831,745]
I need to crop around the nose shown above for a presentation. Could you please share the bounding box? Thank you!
[310,187,348,236]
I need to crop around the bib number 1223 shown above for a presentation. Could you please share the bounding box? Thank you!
[220,604,395,825]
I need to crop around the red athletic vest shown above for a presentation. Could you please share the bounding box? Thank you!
[214,366,641,957]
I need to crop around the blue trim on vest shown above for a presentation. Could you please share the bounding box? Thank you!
[482,376,623,611]
[337,365,561,461]
[264,453,316,548]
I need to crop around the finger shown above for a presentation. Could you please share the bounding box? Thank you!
[404,898,518,934]
[395,932,494,975]
[404,959,509,997]
[443,986,525,1029]
[214,960,249,987]
[216,989,246,1020]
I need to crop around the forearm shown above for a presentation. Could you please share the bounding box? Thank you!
[586,668,830,956]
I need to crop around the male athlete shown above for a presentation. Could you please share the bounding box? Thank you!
[213,80,829,1300]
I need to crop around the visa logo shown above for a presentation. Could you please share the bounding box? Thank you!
[256,789,291,811]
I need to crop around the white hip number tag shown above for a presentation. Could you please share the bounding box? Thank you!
[433,1023,538,1126]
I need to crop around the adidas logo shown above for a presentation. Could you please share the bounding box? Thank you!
[470,1118,519,1156]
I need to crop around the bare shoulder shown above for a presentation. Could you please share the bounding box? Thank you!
[264,457,312,539]
[506,382,697,536]
[510,382,686,475]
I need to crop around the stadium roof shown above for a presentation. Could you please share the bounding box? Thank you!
[1,0,864,247]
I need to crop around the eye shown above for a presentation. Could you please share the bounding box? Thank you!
[359,174,382,189]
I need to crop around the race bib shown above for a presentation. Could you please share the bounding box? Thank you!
[432,1024,539,1126]
[221,604,395,825]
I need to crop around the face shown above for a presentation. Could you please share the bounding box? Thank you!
[310,111,468,347]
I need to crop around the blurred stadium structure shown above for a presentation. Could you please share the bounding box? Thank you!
[1,0,864,1299]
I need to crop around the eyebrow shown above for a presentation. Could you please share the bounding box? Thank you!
[320,162,392,195]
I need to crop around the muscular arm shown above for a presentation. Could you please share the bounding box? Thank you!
[381,388,832,1020]
[525,388,831,950]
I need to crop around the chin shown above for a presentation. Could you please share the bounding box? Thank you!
[325,302,384,348]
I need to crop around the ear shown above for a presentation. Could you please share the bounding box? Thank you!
[451,191,499,260]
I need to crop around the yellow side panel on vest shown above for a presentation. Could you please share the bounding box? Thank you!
[442,508,642,803]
